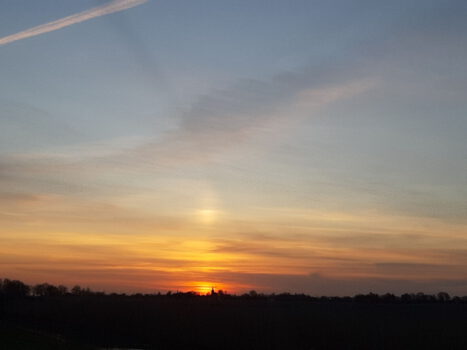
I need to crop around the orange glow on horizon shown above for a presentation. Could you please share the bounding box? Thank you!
[187,281,229,295]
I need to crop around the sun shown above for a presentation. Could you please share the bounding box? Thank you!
[195,284,215,295]
[188,281,228,295]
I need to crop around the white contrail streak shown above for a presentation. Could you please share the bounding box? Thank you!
[0,0,148,46]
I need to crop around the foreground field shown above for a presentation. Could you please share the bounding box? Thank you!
[2,294,467,350]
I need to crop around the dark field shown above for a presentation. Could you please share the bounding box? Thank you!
[2,294,467,350]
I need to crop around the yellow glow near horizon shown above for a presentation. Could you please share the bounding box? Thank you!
[2,197,467,294]
[187,281,229,295]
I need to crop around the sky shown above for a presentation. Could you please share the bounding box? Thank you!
[1,0,467,296]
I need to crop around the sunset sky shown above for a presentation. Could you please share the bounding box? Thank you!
[1,0,467,295]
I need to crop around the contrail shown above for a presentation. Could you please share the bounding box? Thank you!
[0,0,148,46]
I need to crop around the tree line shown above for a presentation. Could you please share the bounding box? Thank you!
[0,278,93,298]
[1,277,466,303]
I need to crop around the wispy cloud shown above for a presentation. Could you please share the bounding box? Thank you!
[122,72,376,167]
[0,0,148,46]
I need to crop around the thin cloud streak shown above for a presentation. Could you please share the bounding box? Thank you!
[0,0,148,46]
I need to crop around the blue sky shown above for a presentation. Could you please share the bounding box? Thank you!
[1,0,467,294]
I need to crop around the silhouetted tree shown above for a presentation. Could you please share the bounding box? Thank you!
[33,283,48,296]
[381,293,397,302]
[248,290,258,297]
[401,293,414,302]
[33,283,66,297]
[437,292,451,302]
[2,278,30,298]
[71,285,92,296]
[71,285,82,295]
[58,285,68,295]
